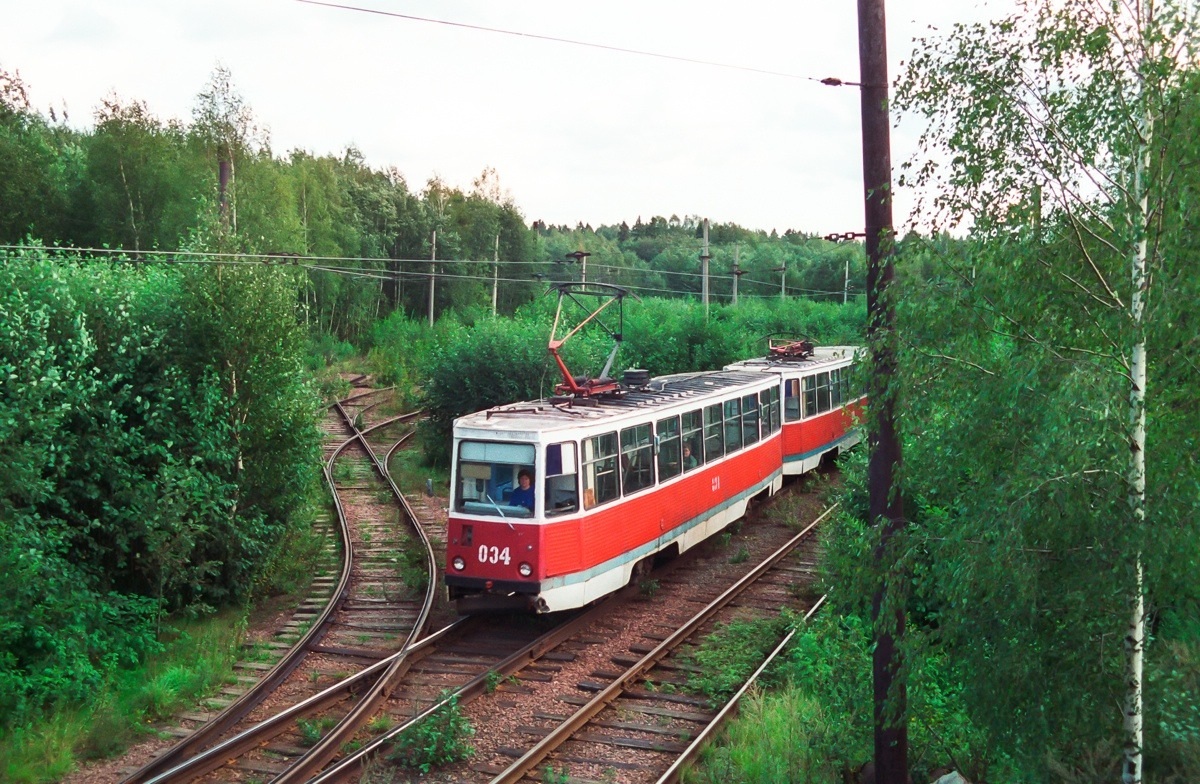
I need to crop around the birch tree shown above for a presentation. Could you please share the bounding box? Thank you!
[895,0,1198,777]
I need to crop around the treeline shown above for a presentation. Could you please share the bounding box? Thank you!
[0,65,865,345]
[0,247,319,725]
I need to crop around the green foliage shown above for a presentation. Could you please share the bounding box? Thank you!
[416,314,551,465]
[0,610,243,782]
[686,616,787,704]
[542,764,571,784]
[866,1,1200,776]
[385,692,474,773]
[688,612,1000,783]
[0,247,321,728]
[297,715,338,747]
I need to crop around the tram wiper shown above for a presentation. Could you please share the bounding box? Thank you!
[484,494,515,529]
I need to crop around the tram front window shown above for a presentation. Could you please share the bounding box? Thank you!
[455,441,537,518]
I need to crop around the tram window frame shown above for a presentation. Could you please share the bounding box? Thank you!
[682,409,704,471]
[816,371,831,413]
[741,393,760,446]
[656,415,682,481]
[545,441,579,516]
[830,367,843,408]
[620,423,655,496]
[703,403,725,462]
[582,432,619,509]
[455,440,537,518]
[784,378,801,422]
[803,375,817,417]
[769,385,781,432]
[723,397,742,453]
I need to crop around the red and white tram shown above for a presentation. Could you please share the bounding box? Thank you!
[726,342,864,474]
[445,343,864,614]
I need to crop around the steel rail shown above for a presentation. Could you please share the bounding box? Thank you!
[123,402,361,784]
[137,619,469,784]
[489,503,839,784]
[655,595,828,783]
[306,586,647,783]
[269,407,437,783]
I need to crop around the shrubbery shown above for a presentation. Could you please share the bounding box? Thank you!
[0,248,321,726]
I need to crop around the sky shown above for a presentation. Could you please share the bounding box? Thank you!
[2,0,1010,236]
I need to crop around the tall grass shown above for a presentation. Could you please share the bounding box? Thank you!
[683,688,838,783]
[0,611,245,783]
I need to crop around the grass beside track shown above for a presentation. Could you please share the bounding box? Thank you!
[1,610,246,783]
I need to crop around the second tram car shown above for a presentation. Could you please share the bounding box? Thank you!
[726,343,864,474]
[445,345,863,614]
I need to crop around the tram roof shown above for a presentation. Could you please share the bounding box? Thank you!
[455,368,772,436]
[723,344,859,373]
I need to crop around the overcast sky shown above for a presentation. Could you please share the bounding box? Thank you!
[3,1,1009,235]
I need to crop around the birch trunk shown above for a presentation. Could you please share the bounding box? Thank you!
[1122,6,1153,779]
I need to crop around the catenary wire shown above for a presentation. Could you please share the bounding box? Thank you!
[294,0,861,86]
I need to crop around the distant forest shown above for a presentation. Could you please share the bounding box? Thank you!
[0,65,865,342]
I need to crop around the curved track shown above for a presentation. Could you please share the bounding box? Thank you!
[121,385,436,784]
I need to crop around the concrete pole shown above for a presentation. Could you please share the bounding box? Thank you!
[701,218,711,317]
[428,229,437,328]
[844,254,850,304]
[732,243,740,306]
[492,233,499,316]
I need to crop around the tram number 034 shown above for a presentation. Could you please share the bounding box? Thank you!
[478,545,511,565]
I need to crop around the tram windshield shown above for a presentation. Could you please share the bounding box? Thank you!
[455,440,537,518]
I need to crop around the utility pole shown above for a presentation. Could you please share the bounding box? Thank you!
[565,250,590,284]
[700,218,711,317]
[732,243,743,306]
[428,229,437,328]
[492,233,500,316]
[858,0,907,781]
[844,254,850,304]
[777,263,787,300]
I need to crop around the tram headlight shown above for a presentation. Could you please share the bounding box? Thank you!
[452,556,465,571]
[518,562,532,577]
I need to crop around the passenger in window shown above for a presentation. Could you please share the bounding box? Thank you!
[510,469,535,512]
[683,444,699,471]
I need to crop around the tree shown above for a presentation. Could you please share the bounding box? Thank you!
[895,0,1199,777]
[0,67,74,244]
[85,95,203,251]
[191,65,267,238]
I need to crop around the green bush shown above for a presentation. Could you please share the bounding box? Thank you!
[0,248,321,726]
[386,692,474,773]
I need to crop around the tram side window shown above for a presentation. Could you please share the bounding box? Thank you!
[816,371,831,413]
[545,441,579,515]
[803,375,817,417]
[723,398,743,453]
[656,415,682,481]
[455,440,537,518]
[682,409,704,471]
[830,367,843,408]
[582,432,619,509]
[784,379,801,421]
[704,403,725,462]
[741,393,759,446]
[763,385,780,433]
[621,423,654,496]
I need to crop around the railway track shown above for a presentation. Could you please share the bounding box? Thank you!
[121,385,436,784]
[121,376,833,784]
[291,492,833,784]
